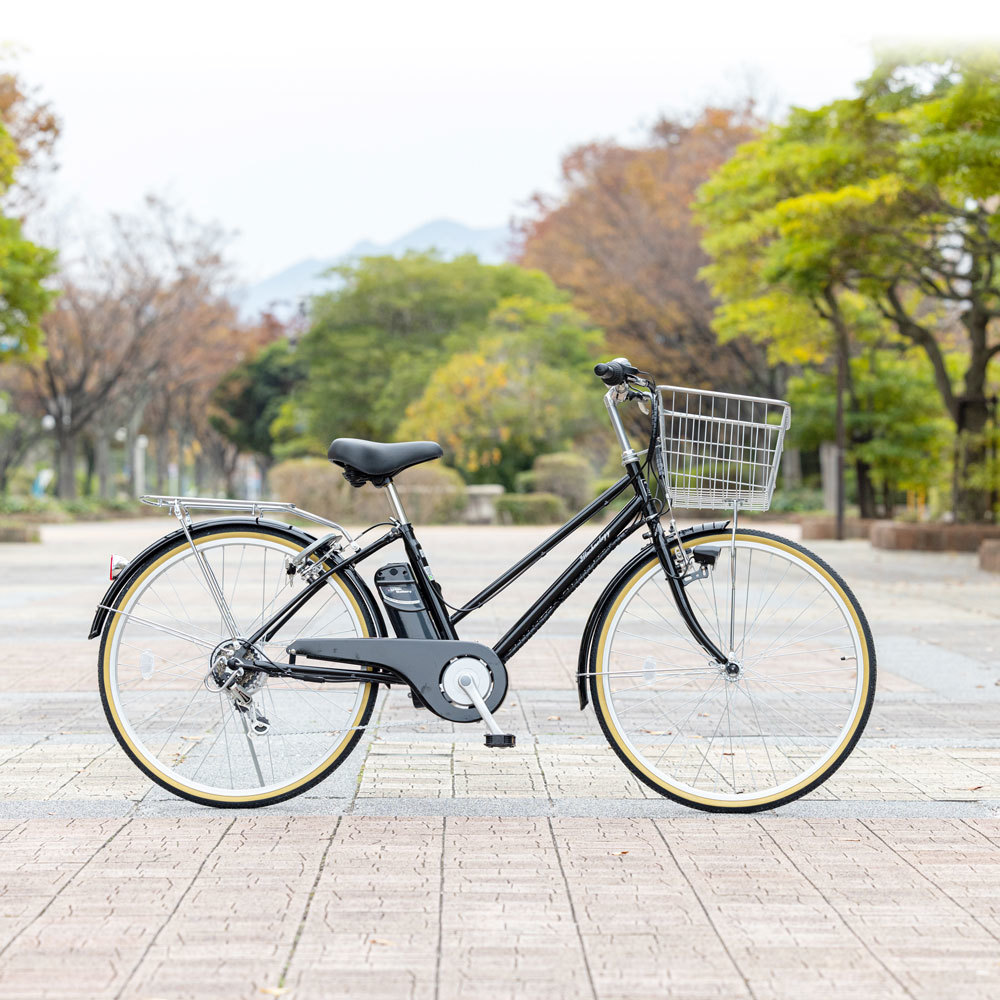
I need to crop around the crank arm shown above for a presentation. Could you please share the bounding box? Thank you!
[457,671,516,748]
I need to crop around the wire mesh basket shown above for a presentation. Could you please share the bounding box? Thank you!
[656,385,791,512]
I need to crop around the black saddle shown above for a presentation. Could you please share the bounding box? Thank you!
[327,437,443,486]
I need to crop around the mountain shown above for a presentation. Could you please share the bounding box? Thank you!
[236,219,511,319]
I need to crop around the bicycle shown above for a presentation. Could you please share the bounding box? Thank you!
[90,358,876,811]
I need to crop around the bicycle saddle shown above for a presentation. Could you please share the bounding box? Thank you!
[327,438,443,484]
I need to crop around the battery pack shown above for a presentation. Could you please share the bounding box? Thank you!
[374,563,436,639]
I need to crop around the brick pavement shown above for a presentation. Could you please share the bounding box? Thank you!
[1,517,1000,998]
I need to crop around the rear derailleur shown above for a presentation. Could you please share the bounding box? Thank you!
[205,639,271,736]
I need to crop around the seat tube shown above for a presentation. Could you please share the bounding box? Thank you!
[396,521,457,640]
[384,481,408,523]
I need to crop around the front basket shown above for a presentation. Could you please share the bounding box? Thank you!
[656,385,791,512]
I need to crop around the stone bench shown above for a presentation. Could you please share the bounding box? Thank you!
[800,516,876,540]
[980,539,1000,573]
[463,484,505,525]
[869,520,1000,552]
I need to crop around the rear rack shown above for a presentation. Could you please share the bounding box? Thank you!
[140,494,355,544]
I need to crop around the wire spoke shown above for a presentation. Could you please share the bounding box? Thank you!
[106,533,370,798]
[600,536,869,804]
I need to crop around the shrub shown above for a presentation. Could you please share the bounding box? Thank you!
[268,458,338,518]
[0,519,40,542]
[0,495,50,516]
[531,452,594,511]
[513,470,536,494]
[767,487,826,514]
[0,495,145,522]
[591,476,623,498]
[268,458,468,525]
[589,475,631,516]
[397,463,468,524]
[495,492,568,525]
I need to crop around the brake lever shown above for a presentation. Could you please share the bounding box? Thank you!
[625,384,653,414]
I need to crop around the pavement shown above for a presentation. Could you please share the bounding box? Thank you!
[1,515,999,999]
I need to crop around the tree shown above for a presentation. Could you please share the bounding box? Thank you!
[698,46,1000,521]
[397,296,604,487]
[0,61,61,217]
[278,253,566,454]
[0,116,56,360]
[0,366,44,493]
[211,336,303,474]
[516,106,774,394]
[20,198,236,498]
[787,350,954,515]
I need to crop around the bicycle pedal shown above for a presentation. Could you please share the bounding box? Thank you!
[484,733,516,748]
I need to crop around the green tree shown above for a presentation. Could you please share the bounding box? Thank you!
[279,253,563,454]
[698,45,1000,521]
[787,350,954,515]
[0,117,56,359]
[397,297,604,487]
[210,338,303,474]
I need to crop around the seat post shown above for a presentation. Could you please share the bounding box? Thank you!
[384,480,408,523]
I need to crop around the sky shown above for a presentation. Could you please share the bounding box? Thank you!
[3,0,998,281]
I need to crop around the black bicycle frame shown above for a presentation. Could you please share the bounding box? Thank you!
[243,459,728,671]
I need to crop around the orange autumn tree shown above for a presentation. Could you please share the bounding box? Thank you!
[517,106,774,394]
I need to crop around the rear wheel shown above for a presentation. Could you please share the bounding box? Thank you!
[589,530,876,811]
[98,523,378,807]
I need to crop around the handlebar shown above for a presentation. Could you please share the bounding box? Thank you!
[594,357,640,387]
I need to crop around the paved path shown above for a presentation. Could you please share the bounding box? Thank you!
[1,517,999,998]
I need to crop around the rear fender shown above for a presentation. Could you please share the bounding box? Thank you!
[576,520,729,709]
[87,517,385,640]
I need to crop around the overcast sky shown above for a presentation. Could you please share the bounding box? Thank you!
[3,0,996,280]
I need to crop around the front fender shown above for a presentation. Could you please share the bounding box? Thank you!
[576,520,729,710]
[87,517,385,640]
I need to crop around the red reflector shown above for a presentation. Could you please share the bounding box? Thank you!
[109,555,114,581]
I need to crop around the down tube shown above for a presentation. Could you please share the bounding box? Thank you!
[492,495,643,662]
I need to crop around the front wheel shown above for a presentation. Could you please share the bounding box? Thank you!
[589,530,876,811]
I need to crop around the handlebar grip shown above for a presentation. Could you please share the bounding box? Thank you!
[594,358,639,386]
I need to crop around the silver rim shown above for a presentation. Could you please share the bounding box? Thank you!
[105,533,371,798]
[598,539,867,805]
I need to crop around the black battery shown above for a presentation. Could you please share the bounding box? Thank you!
[374,563,436,639]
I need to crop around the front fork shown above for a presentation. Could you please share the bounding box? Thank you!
[626,459,729,667]
[651,519,729,665]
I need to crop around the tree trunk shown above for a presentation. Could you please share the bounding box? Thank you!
[56,432,77,499]
[193,450,205,495]
[96,428,112,500]
[882,481,895,519]
[154,401,172,494]
[124,406,146,499]
[954,396,991,522]
[891,298,994,523]
[855,457,877,520]
[782,447,802,490]
[155,434,170,494]
[176,432,188,494]
[82,437,96,497]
